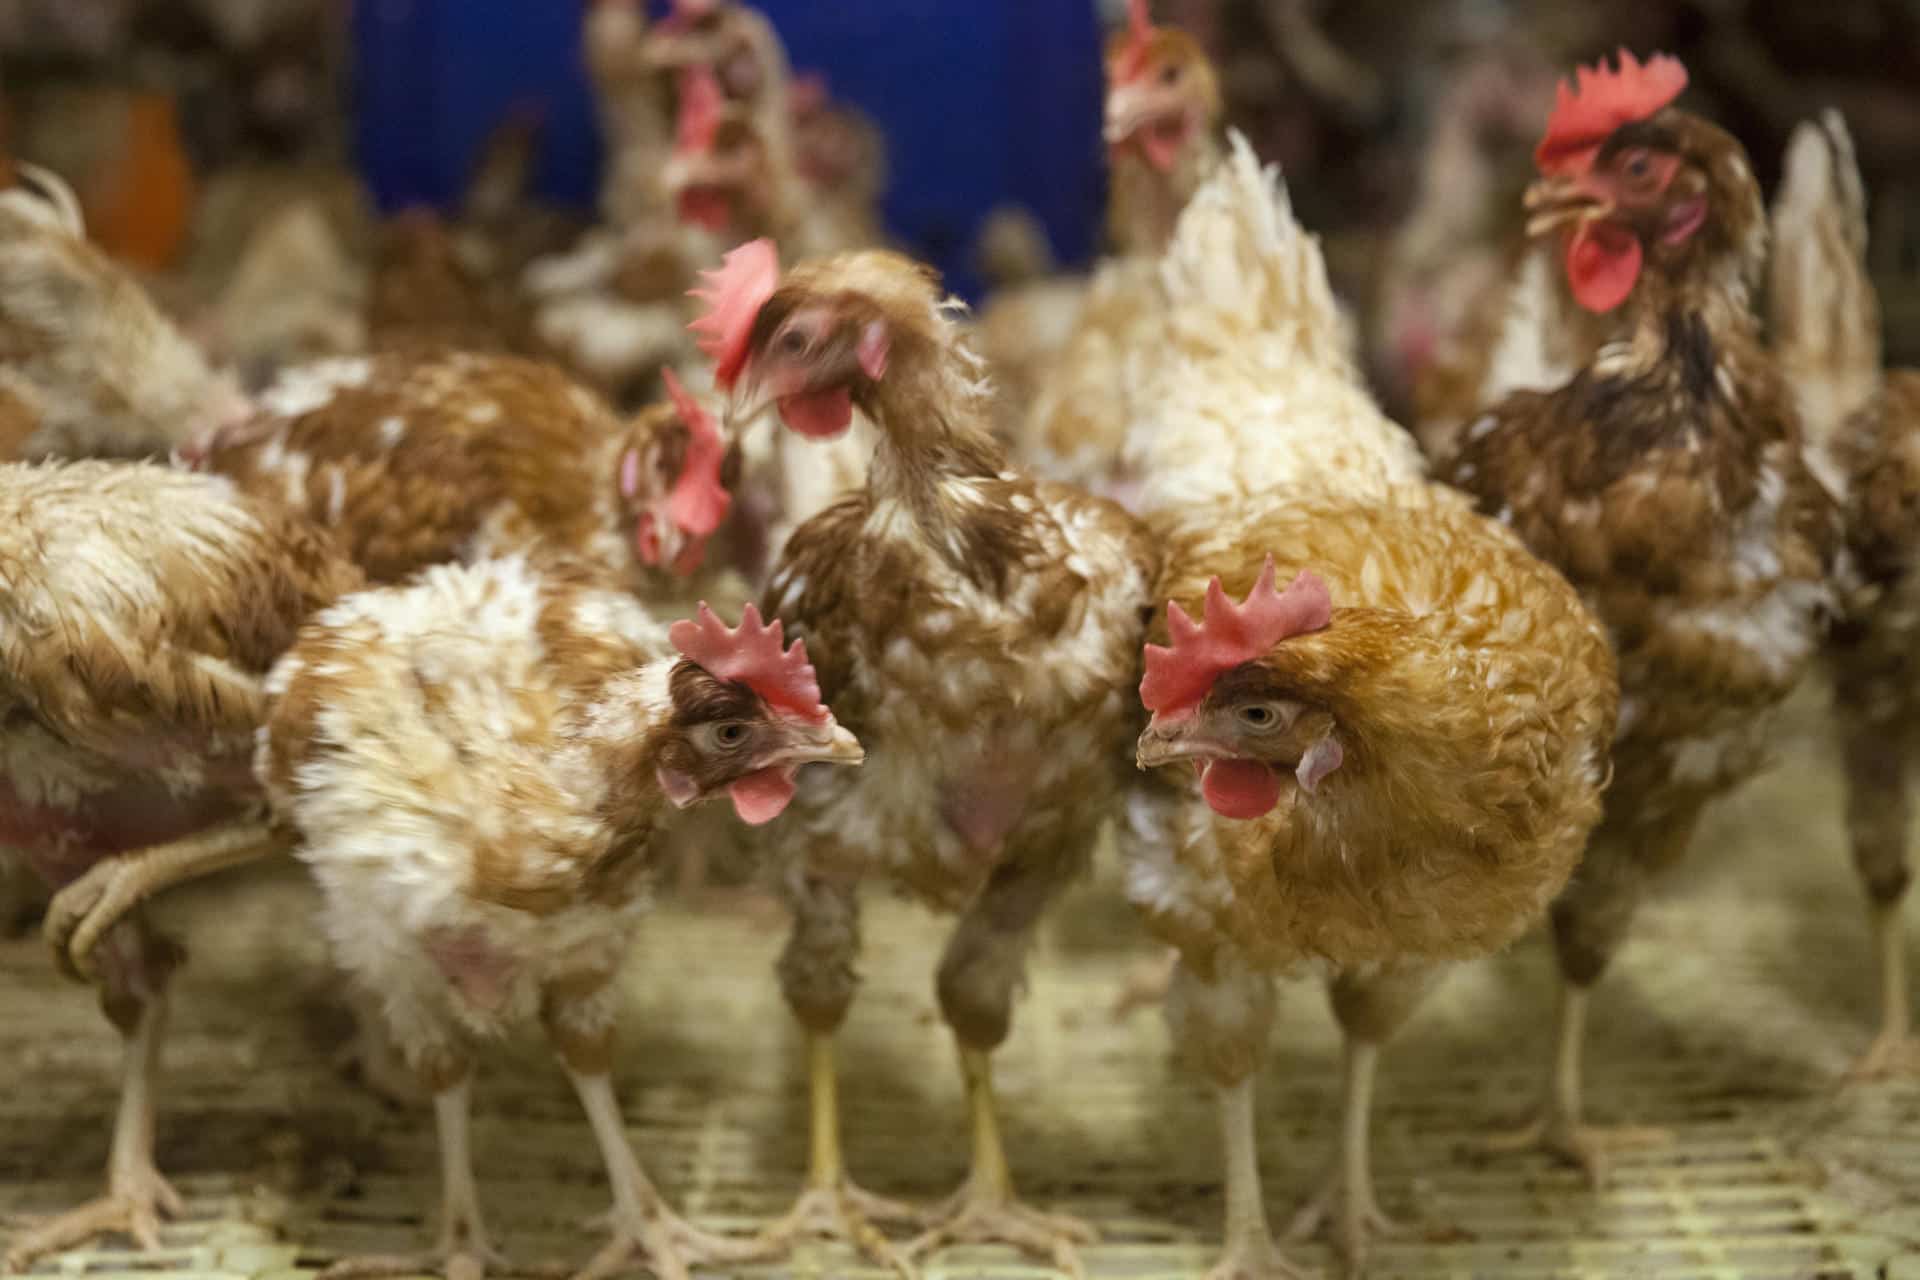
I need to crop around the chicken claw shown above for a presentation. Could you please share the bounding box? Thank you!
[758,1183,919,1277]
[3,1159,184,1270]
[1844,1032,1920,1083]
[1205,1234,1319,1280]
[1475,1111,1671,1187]
[573,1204,767,1280]
[1284,1165,1403,1276]
[45,823,285,981]
[905,1191,1099,1279]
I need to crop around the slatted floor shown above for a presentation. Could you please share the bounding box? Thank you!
[1,687,1917,1279]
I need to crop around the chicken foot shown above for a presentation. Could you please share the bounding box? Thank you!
[565,1068,767,1280]
[4,992,182,1270]
[1207,1077,1310,1280]
[320,1080,508,1280]
[758,1034,919,1275]
[1478,983,1670,1185]
[1286,1040,1404,1274]
[45,819,289,981]
[905,1047,1099,1278]
[1848,899,1920,1080]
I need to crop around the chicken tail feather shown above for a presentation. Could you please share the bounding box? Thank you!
[1770,109,1880,471]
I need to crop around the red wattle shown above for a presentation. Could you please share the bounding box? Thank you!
[778,387,854,439]
[1200,759,1283,820]
[728,766,798,825]
[1565,222,1642,313]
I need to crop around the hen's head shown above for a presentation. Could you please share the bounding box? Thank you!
[664,64,774,235]
[644,0,771,107]
[690,239,941,441]
[656,602,862,824]
[618,368,735,576]
[1136,561,1343,820]
[1104,0,1221,174]
[1525,51,1763,313]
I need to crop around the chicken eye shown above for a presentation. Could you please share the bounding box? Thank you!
[702,721,750,752]
[1237,704,1278,729]
[1620,148,1655,184]
[1159,62,1181,86]
[777,328,810,357]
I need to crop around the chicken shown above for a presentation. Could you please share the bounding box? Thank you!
[584,0,672,228]
[185,350,744,595]
[1103,0,1225,258]
[1769,111,1919,1078]
[643,0,795,179]
[1370,47,1558,424]
[0,459,361,1269]
[688,239,1157,1274]
[1007,0,1224,498]
[1439,53,1841,1173]
[366,210,545,358]
[0,165,250,461]
[259,568,862,1280]
[1117,136,1615,1277]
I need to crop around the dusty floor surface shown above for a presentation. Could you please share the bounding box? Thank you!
[1,687,1917,1280]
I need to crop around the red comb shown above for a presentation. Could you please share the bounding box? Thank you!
[1535,50,1687,176]
[660,368,731,537]
[676,65,724,155]
[1113,0,1157,84]
[688,238,779,389]
[670,602,828,722]
[1140,560,1332,720]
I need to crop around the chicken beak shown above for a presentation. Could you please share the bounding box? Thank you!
[771,720,865,769]
[1524,174,1613,239]
[1136,718,1224,770]
[723,373,774,435]
[1104,83,1179,146]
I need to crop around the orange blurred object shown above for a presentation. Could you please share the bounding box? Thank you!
[84,93,196,270]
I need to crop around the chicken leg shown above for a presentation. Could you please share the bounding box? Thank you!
[320,1077,504,1280]
[566,1069,765,1280]
[1478,982,1670,1184]
[1838,705,1918,1079]
[905,1046,1098,1275]
[765,870,921,1272]
[757,1033,919,1275]
[44,819,288,981]
[4,982,181,1269]
[1206,1077,1309,1280]
[910,855,1098,1275]
[1285,1040,1404,1272]
[1849,899,1919,1079]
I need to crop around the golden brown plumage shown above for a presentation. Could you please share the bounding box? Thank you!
[1118,140,1615,1276]
[0,459,359,1270]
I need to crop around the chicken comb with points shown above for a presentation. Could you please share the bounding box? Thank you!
[1113,0,1158,83]
[1535,49,1687,176]
[675,65,724,156]
[1140,559,1331,720]
[671,602,827,722]
[688,238,780,390]
[659,368,731,537]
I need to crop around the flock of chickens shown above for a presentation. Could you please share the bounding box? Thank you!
[0,2,1914,1279]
